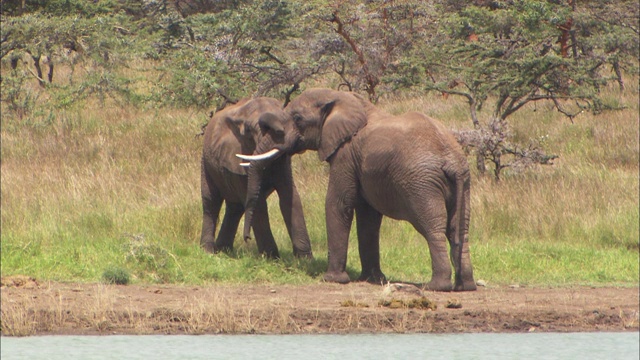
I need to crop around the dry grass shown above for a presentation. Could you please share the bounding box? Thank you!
[1,65,638,286]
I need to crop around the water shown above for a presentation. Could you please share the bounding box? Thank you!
[1,333,638,360]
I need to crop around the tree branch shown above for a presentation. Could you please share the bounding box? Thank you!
[330,11,378,101]
[259,46,285,65]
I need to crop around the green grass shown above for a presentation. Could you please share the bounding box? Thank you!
[1,74,638,288]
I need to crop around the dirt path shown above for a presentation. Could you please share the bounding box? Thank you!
[1,276,638,336]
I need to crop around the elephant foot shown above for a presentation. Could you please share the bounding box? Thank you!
[293,250,314,260]
[423,279,453,292]
[202,242,216,254]
[357,269,387,284]
[454,281,478,292]
[259,248,280,259]
[323,271,351,284]
[213,243,233,254]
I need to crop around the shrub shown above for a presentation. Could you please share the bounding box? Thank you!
[102,266,131,285]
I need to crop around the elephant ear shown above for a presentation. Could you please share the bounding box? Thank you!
[214,115,253,175]
[318,95,367,161]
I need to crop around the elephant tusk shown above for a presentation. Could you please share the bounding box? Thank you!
[239,162,251,167]
[235,148,280,161]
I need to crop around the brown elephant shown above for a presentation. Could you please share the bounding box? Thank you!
[242,89,476,291]
[200,97,312,259]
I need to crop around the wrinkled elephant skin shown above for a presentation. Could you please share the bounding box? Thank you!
[200,97,312,259]
[281,89,475,291]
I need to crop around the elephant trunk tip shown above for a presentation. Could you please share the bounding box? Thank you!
[243,226,252,242]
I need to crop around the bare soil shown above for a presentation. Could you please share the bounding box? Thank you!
[1,276,638,336]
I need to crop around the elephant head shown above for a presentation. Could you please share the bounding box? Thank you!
[221,98,302,241]
[284,88,370,161]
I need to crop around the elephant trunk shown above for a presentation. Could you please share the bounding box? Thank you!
[243,163,262,242]
[242,140,276,241]
[241,126,301,241]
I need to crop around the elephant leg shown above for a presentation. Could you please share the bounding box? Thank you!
[419,231,454,291]
[412,207,453,291]
[323,169,356,284]
[251,197,280,259]
[201,169,223,254]
[214,202,244,253]
[273,163,313,258]
[355,200,386,284]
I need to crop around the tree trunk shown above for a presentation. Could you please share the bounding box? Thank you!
[47,61,54,83]
[32,55,45,87]
[613,61,625,91]
[476,152,486,175]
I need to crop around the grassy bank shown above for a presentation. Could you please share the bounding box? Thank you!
[1,74,638,288]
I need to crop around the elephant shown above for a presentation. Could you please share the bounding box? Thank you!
[243,88,476,291]
[200,97,313,259]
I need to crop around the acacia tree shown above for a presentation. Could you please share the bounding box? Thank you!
[150,0,325,108]
[403,0,639,179]
[1,6,147,117]
[305,0,435,103]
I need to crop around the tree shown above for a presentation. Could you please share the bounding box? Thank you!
[307,0,435,102]
[1,3,148,113]
[150,0,324,108]
[407,0,638,179]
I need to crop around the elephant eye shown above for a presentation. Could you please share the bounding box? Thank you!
[293,114,303,124]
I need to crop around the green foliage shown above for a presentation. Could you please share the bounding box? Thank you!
[0,70,39,119]
[102,266,131,285]
[3,0,636,114]
[422,1,638,120]
[124,234,184,284]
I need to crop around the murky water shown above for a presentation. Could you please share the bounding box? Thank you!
[1,332,638,360]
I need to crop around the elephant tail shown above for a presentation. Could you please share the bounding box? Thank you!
[457,172,469,241]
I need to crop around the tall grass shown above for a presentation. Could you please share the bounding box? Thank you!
[1,70,638,287]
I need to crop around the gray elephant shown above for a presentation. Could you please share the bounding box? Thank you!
[242,89,476,291]
[200,97,313,259]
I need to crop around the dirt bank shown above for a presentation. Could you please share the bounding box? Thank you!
[1,276,638,336]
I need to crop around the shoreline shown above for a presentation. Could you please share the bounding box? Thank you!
[1,278,638,336]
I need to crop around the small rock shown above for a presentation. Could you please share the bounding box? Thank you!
[446,298,463,309]
[382,283,423,297]
[509,284,520,289]
[476,279,487,287]
[270,289,276,293]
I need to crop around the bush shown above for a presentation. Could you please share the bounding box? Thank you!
[124,233,183,283]
[102,266,131,285]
